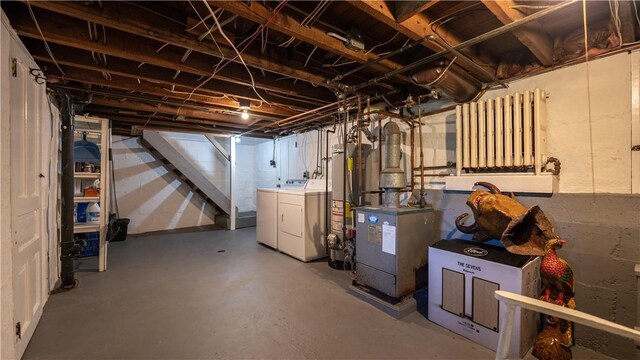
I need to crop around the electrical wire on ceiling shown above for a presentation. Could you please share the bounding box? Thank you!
[192,0,293,104]
[424,56,457,87]
[609,0,623,46]
[123,1,188,27]
[186,12,214,31]
[279,0,330,48]
[203,1,288,78]
[365,31,400,55]
[185,1,229,101]
[26,0,65,77]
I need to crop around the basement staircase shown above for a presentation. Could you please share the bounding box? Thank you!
[142,130,255,229]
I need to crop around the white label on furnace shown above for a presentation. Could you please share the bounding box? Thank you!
[382,224,396,255]
[357,213,365,223]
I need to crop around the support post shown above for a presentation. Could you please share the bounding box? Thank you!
[230,136,237,231]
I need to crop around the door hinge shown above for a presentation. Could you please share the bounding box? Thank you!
[11,58,17,77]
[15,322,21,339]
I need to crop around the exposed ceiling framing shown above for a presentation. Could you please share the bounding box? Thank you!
[1,0,637,137]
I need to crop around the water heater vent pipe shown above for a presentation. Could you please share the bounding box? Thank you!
[380,121,405,208]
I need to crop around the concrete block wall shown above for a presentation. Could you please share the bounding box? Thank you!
[111,135,217,234]
[254,139,278,189]
[288,51,639,359]
[161,132,230,196]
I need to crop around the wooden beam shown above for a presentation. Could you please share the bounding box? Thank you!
[348,0,497,80]
[89,97,253,127]
[90,113,239,135]
[25,1,332,87]
[8,10,333,105]
[214,1,405,75]
[394,1,440,23]
[47,70,293,120]
[481,0,554,66]
[25,42,298,117]
[54,83,281,124]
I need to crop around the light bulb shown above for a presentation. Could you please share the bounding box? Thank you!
[235,136,241,143]
[241,109,249,120]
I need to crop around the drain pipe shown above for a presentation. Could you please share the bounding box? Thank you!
[56,90,77,289]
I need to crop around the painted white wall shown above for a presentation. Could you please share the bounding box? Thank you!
[111,135,217,234]
[254,139,278,190]
[285,53,637,196]
[418,51,636,194]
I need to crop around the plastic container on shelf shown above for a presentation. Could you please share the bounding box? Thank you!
[75,232,99,257]
[87,202,100,224]
[76,203,88,223]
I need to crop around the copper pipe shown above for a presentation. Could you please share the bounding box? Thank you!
[357,95,363,206]
[410,116,415,191]
[241,95,358,136]
[378,114,382,205]
[418,97,425,196]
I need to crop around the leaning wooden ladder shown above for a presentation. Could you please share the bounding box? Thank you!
[494,291,640,360]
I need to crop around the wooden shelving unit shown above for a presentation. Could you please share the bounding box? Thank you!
[73,115,111,272]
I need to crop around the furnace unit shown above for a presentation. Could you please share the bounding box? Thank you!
[355,207,434,298]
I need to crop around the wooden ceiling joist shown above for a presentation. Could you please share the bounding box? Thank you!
[213,1,405,75]
[93,113,239,135]
[393,1,440,23]
[9,11,333,106]
[24,1,332,87]
[348,0,497,80]
[89,97,261,128]
[481,0,554,66]
[56,84,282,123]
[28,47,299,117]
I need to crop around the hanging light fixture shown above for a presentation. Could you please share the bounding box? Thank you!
[239,99,250,120]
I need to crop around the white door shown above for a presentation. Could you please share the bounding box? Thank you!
[10,50,46,359]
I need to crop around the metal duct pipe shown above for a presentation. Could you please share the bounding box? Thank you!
[56,90,76,289]
[427,35,508,88]
[411,59,483,103]
[380,121,404,208]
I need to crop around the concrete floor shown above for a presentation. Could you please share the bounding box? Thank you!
[24,227,612,359]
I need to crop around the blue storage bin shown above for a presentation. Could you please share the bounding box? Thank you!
[75,232,99,257]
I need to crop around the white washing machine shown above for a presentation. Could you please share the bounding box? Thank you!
[256,187,278,249]
[256,180,307,249]
[277,179,330,262]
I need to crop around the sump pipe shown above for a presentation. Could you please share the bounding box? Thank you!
[352,0,579,91]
